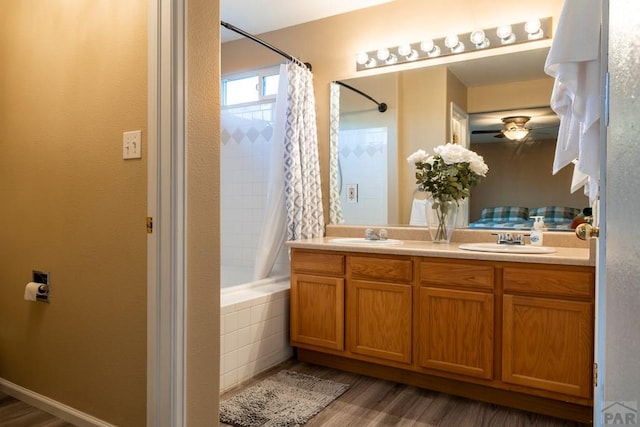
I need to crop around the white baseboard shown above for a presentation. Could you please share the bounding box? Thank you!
[0,378,114,427]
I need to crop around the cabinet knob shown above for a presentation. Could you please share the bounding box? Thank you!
[575,223,600,240]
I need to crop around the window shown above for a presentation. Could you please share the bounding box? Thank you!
[222,66,280,107]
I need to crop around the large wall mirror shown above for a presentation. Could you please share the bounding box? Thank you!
[329,47,589,230]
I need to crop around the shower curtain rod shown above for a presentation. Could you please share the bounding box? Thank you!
[333,80,387,113]
[221,21,312,71]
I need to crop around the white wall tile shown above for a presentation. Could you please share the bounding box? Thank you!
[224,331,239,353]
[222,311,238,334]
[237,326,252,348]
[238,307,252,329]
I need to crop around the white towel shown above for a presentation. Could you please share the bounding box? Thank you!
[409,198,427,226]
[570,160,589,194]
[544,0,602,201]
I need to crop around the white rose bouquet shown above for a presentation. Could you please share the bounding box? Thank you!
[407,143,488,202]
[407,143,488,242]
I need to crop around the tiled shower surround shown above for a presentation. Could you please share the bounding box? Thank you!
[220,102,292,392]
[220,281,291,393]
[338,127,389,225]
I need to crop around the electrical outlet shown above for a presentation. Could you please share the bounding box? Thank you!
[123,130,142,159]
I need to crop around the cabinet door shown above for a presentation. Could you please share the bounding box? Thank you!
[290,273,344,351]
[418,287,494,379]
[347,279,412,364]
[502,294,593,398]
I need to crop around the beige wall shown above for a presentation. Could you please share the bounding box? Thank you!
[187,0,221,424]
[0,2,147,425]
[221,0,564,221]
[468,78,555,113]
[470,140,589,221]
[398,67,448,222]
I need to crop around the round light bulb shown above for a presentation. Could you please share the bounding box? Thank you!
[525,18,543,39]
[444,34,459,49]
[496,25,512,39]
[376,48,390,61]
[397,44,412,57]
[444,34,464,53]
[525,19,541,34]
[470,29,490,48]
[356,52,369,65]
[420,40,434,52]
[497,25,516,44]
[470,30,485,45]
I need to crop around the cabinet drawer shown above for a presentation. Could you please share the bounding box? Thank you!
[419,261,494,290]
[503,267,594,299]
[291,250,345,275]
[349,256,412,283]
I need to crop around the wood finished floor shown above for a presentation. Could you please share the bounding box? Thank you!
[0,392,75,427]
[220,359,591,427]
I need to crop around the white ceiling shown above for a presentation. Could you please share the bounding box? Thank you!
[220,0,395,42]
[448,47,550,87]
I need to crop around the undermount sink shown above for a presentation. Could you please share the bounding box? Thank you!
[458,242,556,254]
[329,237,404,246]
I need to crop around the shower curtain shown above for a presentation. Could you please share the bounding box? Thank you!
[253,62,325,280]
[329,82,345,224]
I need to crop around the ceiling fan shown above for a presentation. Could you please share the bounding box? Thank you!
[470,107,560,144]
[471,115,532,141]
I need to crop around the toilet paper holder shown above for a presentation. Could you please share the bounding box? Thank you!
[33,270,50,303]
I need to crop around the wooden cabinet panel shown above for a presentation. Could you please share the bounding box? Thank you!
[420,260,494,290]
[503,267,593,299]
[291,250,345,275]
[347,279,412,364]
[290,273,344,351]
[502,294,593,398]
[418,287,494,379]
[350,256,412,283]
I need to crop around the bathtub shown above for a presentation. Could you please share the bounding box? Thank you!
[220,270,292,393]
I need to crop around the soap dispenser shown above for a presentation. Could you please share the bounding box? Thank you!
[530,216,544,246]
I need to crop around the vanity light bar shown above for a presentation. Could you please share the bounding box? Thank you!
[355,17,551,71]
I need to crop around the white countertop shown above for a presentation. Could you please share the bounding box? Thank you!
[287,237,593,266]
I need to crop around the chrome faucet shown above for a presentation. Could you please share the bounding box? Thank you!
[492,232,528,245]
[365,228,388,240]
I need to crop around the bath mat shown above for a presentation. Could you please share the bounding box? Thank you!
[220,369,350,426]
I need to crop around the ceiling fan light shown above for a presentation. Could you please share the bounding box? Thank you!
[502,128,530,141]
[501,116,531,141]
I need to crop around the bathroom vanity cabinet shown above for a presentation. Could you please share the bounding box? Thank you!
[289,247,595,423]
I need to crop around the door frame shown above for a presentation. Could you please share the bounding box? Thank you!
[147,0,187,425]
[593,0,609,423]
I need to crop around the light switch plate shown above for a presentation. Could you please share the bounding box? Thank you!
[123,130,142,159]
[346,184,358,203]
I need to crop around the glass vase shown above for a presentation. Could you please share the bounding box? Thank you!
[425,196,458,243]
